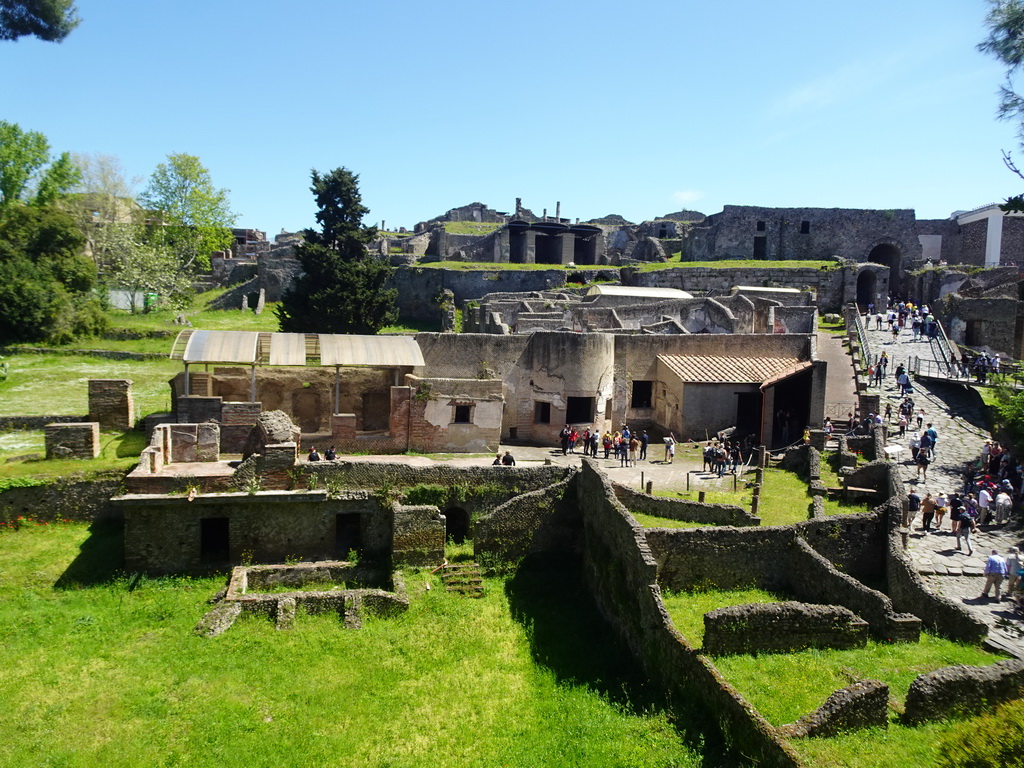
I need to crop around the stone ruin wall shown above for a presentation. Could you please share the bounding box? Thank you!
[702,602,869,656]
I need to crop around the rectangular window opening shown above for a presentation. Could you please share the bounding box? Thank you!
[631,381,653,409]
[534,401,551,424]
[453,404,472,424]
[200,517,230,565]
[756,220,766,232]
[566,396,595,424]
[800,221,810,234]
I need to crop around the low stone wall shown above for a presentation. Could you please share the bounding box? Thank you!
[703,602,868,656]
[0,473,124,524]
[0,415,87,431]
[788,537,921,642]
[612,483,759,526]
[779,681,889,738]
[475,475,579,569]
[646,512,888,594]
[576,460,801,767]
[1,345,165,361]
[903,659,1024,723]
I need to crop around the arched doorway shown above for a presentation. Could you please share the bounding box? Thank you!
[444,507,470,545]
[856,270,876,308]
[868,244,902,298]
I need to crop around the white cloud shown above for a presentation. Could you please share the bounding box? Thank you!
[671,189,704,205]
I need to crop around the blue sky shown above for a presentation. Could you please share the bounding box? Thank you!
[1,0,1019,233]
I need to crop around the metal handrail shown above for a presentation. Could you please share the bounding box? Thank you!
[849,303,874,367]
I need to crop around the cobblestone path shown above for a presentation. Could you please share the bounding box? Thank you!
[861,315,1024,656]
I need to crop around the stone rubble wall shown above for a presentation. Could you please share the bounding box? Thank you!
[0,473,123,524]
[391,503,445,566]
[611,482,759,526]
[903,659,1024,723]
[576,460,802,767]
[702,601,869,656]
[474,474,579,569]
[779,680,890,739]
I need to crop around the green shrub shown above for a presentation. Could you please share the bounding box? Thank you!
[404,483,448,506]
[938,698,1024,767]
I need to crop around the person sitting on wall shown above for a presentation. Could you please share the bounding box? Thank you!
[501,451,515,466]
[324,445,336,461]
[308,447,321,462]
[492,453,502,465]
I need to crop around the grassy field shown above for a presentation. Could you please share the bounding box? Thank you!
[0,430,145,483]
[0,523,702,768]
[630,511,713,529]
[416,261,609,271]
[442,221,504,235]
[660,587,1004,768]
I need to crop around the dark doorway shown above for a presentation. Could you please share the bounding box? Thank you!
[336,514,362,559]
[566,396,595,424]
[361,391,390,431]
[200,517,230,565]
[753,236,767,259]
[535,233,560,264]
[856,270,876,308]
[445,507,470,544]
[573,236,596,265]
[510,230,527,263]
[768,370,813,448]
[868,244,901,295]
[735,391,762,436]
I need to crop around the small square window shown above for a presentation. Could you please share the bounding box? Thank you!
[453,404,472,424]
[756,221,766,232]
[534,402,551,424]
[800,221,810,234]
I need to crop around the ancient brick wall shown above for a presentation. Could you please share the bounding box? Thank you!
[702,602,869,655]
[88,379,134,430]
[958,220,988,267]
[44,422,100,459]
[0,473,123,524]
[118,491,388,573]
[392,503,445,566]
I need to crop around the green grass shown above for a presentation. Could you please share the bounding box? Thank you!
[660,587,1004,767]
[652,488,750,506]
[714,633,1001,726]
[0,430,145,481]
[630,512,714,529]
[635,258,839,273]
[0,524,702,768]
[819,317,847,336]
[661,587,784,647]
[442,221,504,235]
[0,353,181,417]
[758,468,814,525]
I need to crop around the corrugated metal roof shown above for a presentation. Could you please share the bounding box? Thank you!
[319,334,425,367]
[586,285,693,299]
[269,333,307,366]
[182,330,260,364]
[658,354,810,384]
[172,330,424,367]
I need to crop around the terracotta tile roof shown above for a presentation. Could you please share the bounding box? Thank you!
[658,355,811,385]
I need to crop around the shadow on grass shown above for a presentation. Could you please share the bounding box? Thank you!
[54,519,125,589]
[505,554,737,767]
[114,431,147,458]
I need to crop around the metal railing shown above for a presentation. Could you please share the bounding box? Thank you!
[848,304,874,367]
[926,317,959,375]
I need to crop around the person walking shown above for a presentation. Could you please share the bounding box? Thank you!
[955,505,976,555]
[920,492,936,532]
[981,550,1008,600]
[1007,547,1023,597]
[639,431,649,461]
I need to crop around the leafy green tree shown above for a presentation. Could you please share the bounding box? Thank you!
[0,120,80,208]
[103,224,193,313]
[979,0,1024,211]
[139,153,235,272]
[277,168,397,334]
[0,0,79,42]
[0,202,105,343]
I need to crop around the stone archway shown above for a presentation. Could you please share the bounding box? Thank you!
[868,243,903,298]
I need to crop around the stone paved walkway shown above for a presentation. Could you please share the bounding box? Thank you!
[861,315,1024,656]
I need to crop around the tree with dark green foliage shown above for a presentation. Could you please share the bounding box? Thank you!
[277,168,397,334]
[0,0,79,42]
[0,202,105,343]
[0,120,80,209]
[979,0,1024,212]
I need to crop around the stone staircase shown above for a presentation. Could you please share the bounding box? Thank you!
[440,563,484,598]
